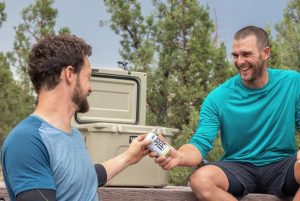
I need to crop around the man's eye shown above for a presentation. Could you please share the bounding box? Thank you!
[243,52,252,57]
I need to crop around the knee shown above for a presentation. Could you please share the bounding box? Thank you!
[189,169,215,199]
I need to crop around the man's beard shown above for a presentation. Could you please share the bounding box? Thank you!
[237,55,264,84]
[72,78,89,113]
[248,56,264,83]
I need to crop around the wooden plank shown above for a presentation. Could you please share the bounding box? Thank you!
[0,183,8,201]
[98,186,197,201]
[98,187,293,201]
[238,193,293,201]
[0,183,293,201]
[0,188,9,201]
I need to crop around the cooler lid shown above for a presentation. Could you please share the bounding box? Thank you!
[76,122,178,137]
[74,68,147,125]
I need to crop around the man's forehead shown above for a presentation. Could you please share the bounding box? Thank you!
[232,36,259,51]
[233,35,257,44]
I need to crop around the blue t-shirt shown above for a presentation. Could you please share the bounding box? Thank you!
[1,115,98,201]
[189,68,300,166]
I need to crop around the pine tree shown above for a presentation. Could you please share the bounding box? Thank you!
[0,3,34,144]
[0,53,34,145]
[274,0,300,71]
[101,0,157,72]
[264,24,282,68]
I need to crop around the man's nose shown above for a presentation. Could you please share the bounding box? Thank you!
[88,88,92,95]
[236,56,245,67]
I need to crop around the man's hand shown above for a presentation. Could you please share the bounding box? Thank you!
[149,146,180,170]
[148,135,181,170]
[124,134,151,165]
[149,141,202,170]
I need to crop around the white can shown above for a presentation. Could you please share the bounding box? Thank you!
[145,132,171,157]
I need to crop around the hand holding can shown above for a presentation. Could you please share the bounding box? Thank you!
[145,132,171,157]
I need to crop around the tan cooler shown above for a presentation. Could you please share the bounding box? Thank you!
[73,67,178,187]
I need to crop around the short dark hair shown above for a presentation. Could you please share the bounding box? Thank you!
[28,34,92,93]
[234,26,270,50]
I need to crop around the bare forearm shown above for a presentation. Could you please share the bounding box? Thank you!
[101,152,131,181]
[177,144,203,167]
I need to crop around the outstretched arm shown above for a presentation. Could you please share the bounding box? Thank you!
[100,134,150,181]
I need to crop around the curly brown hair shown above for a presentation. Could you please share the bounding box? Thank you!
[28,34,92,93]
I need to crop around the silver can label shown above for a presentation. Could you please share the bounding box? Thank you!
[146,132,171,157]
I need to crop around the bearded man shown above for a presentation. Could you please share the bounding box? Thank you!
[1,35,150,201]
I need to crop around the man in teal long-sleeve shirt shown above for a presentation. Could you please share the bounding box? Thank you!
[150,26,300,200]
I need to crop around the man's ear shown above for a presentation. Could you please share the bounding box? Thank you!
[263,46,270,60]
[64,66,75,84]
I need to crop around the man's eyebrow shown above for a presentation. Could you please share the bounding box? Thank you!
[231,51,252,56]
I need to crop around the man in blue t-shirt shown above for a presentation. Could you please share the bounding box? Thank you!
[1,35,150,201]
[151,26,300,200]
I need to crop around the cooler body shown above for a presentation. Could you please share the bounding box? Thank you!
[78,123,177,187]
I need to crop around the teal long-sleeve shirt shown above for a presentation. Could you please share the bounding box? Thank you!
[189,68,300,166]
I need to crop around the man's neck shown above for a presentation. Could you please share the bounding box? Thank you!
[34,92,75,133]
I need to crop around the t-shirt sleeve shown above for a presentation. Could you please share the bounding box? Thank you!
[189,96,220,158]
[94,164,107,187]
[2,128,56,197]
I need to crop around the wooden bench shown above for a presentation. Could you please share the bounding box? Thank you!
[0,183,293,200]
[98,186,293,201]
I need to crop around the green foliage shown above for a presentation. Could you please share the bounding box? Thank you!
[101,0,157,72]
[264,24,282,68]
[0,4,33,138]
[169,166,195,186]
[0,2,33,145]
[0,53,34,145]
[274,0,300,71]
[154,0,214,127]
